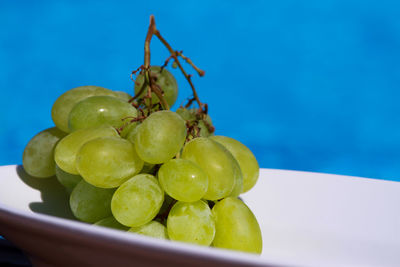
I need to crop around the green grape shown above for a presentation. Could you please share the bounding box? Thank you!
[123,122,140,143]
[134,66,178,107]
[189,108,214,138]
[176,107,195,122]
[228,159,244,198]
[176,107,214,138]
[181,138,242,200]
[51,85,118,133]
[76,136,143,188]
[55,164,82,193]
[113,91,132,102]
[212,197,262,254]
[210,136,259,193]
[167,200,215,246]
[94,216,129,231]
[111,174,164,227]
[197,117,213,137]
[68,96,138,132]
[158,159,208,202]
[70,180,114,223]
[54,126,118,175]
[22,127,66,178]
[128,221,168,239]
[134,111,186,164]
[124,127,155,174]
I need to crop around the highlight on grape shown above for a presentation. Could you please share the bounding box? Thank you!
[22,15,262,254]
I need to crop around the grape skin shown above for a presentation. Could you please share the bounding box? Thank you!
[181,137,241,200]
[22,127,66,178]
[210,136,259,193]
[51,85,121,133]
[134,66,178,107]
[158,159,208,202]
[76,136,144,188]
[54,126,118,175]
[212,197,262,254]
[167,200,215,246]
[94,216,129,231]
[55,164,82,193]
[128,221,168,239]
[70,180,115,223]
[113,91,132,102]
[111,174,164,227]
[68,95,138,132]
[134,111,186,164]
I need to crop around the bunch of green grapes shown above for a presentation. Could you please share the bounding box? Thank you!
[22,65,262,254]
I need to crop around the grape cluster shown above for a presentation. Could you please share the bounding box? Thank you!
[22,67,262,254]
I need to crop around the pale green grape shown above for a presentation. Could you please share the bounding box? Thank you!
[128,221,168,239]
[176,107,214,138]
[134,111,186,164]
[176,107,195,122]
[228,159,244,197]
[158,159,208,202]
[210,136,259,193]
[113,91,132,102]
[111,174,164,227]
[119,119,139,139]
[181,138,242,200]
[70,180,114,223]
[76,136,143,188]
[94,216,129,231]
[123,122,139,143]
[54,126,118,175]
[68,96,138,132]
[212,197,262,254]
[55,165,82,193]
[167,200,215,246]
[22,127,66,178]
[134,66,178,107]
[51,85,118,133]
[197,117,213,137]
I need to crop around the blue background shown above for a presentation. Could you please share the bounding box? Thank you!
[1,0,400,181]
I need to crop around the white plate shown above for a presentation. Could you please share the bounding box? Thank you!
[0,165,399,266]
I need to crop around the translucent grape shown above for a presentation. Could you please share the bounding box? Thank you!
[158,159,208,202]
[212,197,262,254]
[54,126,118,175]
[210,136,259,193]
[181,138,242,200]
[175,107,195,122]
[70,180,114,223]
[167,200,215,246]
[94,216,129,231]
[134,111,186,164]
[22,127,66,178]
[176,108,214,138]
[55,164,82,193]
[113,91,132,102]
[76,136,143,188]
[128,221,168,239]
[111,174,164,227]
[68,96,137,132]
[134,66,178,107]
[51,85,118,133]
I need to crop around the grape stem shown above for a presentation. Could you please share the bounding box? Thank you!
[153,29,205,112]
[141,15,206,113]
[142,16,170,110]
